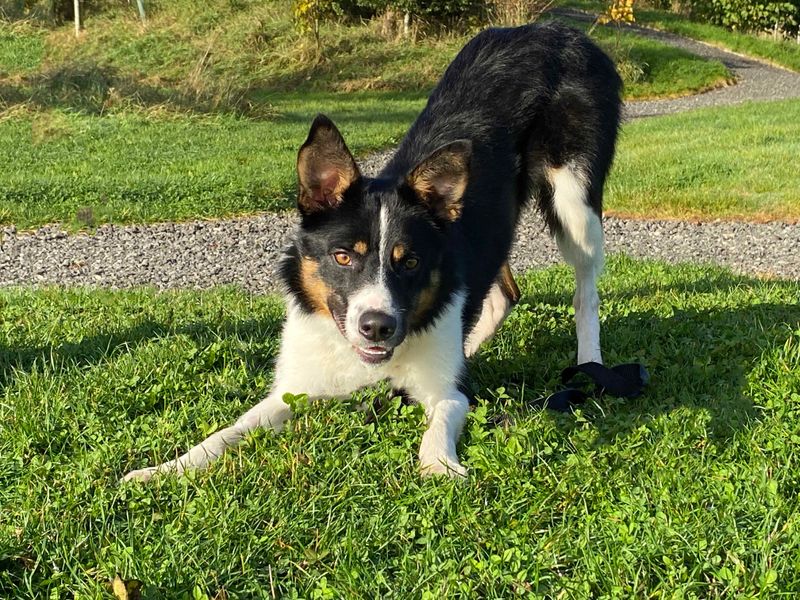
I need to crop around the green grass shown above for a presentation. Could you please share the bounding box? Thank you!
[1,258,799,598]
[0,0,729,114]
[0,22,45,75]
[565,0,800,72]
[560,15,731,100]
[606,99,800,221]
[2,98,797,230]
[0,93,424,228]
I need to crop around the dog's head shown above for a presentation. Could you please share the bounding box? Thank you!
[284,114,471,365]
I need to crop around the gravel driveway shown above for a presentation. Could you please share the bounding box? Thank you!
[2,212,798,293]
[2,18,799,290]
[553,8,800,118]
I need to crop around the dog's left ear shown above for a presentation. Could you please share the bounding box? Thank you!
[407,139,472,222]
[297,114,361,215]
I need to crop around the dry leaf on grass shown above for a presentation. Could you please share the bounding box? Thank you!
[110,574,142,600]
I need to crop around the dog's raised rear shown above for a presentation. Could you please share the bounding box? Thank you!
[384,22,622,359]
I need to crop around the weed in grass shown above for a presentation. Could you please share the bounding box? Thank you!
[75,206,96,228]
[1,259,799,597]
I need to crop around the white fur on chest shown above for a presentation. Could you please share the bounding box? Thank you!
[276,292,466,400]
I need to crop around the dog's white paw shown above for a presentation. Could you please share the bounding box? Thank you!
[121,466,159,483]
[420,456,468,479]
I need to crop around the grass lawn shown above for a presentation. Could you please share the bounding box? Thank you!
[605,99,800,221]
[0,0,733,230]
[2,98,797,230]
[0,93,423,229]
[1,258,799,598]
[564,0,800,72]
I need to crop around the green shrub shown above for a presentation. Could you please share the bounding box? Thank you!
[685,0,799,37]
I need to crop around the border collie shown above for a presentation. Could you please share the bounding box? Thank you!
[123,21,622,481]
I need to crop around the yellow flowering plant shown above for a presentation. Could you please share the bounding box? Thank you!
[598,0,635,25]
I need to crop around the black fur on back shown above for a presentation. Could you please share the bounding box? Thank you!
[282,21,622,342]
[378,21,622,331]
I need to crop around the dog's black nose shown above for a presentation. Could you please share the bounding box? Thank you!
[358,311,397,342]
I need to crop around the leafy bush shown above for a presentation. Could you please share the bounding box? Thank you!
[683,0,799,37]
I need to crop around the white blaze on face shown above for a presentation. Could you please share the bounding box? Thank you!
[344,203,400,346]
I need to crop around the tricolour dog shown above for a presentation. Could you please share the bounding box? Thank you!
[123,21,622,481]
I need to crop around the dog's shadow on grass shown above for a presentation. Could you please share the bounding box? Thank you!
[469,270,799,447]
[0,312,284,396]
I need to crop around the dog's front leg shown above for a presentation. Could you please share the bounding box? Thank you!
[121,387,293,483]
[417,389,470,478]
[122,307,369,483]
[394,294,470,478]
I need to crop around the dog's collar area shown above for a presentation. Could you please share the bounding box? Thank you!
[539,362,649,413]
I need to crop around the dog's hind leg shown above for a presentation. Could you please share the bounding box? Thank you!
[547,163,604,365]
[463,262,521,357]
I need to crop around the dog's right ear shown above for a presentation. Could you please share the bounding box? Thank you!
[296,114,361,215]
[407,139,472,222]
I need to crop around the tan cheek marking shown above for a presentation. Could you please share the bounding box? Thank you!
[392,244,406,262]
[410,269,440,328]
[300,257,332,317]
[353,241,368,255]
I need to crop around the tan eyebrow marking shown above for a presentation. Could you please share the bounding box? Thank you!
[353,241,368,255]
[392,244,406,262]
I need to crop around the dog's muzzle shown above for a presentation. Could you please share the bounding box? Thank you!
[354,310,398,364]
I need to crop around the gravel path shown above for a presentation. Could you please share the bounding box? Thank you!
[554,8,800,118]
[2,210,798,292]
[2,19,799,290]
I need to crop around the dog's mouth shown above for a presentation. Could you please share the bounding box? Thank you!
[334,318,395,364]
[331,308,399,365]
[354,345,394,364]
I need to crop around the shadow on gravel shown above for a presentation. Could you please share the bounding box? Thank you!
[469,274,800,447]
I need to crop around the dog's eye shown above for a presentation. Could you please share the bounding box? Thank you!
[404,257,419,270]
[333,251,352,267]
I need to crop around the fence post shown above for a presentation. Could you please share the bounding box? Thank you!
[74,0,80,37]
[136,0,146,23]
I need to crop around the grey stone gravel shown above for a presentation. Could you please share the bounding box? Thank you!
[2,205,798,293]
[1,19,799,291]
